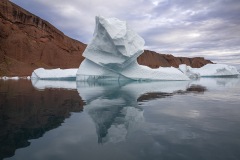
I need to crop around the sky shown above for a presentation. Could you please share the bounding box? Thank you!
[11,0,240,68]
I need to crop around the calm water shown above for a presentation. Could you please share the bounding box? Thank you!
[1,78,240,160]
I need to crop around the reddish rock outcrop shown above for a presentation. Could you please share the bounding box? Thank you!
[0,0,86,76]
[0,0,212,76]
[138,50,213,68]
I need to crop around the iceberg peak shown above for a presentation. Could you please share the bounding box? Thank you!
[77,16,189,81]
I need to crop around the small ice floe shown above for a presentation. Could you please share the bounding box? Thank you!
[0,76,20,80]
[31,68,78,80]
[10,76,20,80]
[179,64,239,78]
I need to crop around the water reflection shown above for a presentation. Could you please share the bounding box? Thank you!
[1,77,240,160]
[31,79,76,90]
[138,84,207,102]
[74,78,240,160]
[76,80,208,144]
[191,77,240,89]
[0,80,84,159]
[29,78,240,145]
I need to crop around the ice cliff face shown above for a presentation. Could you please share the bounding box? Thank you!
[83,16,144,71]
[77,16,189,81]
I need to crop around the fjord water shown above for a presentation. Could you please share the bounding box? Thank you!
[1,78,240,160]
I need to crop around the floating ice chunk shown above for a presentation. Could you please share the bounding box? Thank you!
[0,76,19,80]
[183,64,240,77]
[179,64,200,79]
[10,76,19,80]
[31,68,77,80]
[77,16,189,81]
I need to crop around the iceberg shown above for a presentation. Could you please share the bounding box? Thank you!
[31,68,77,80]
[30,16,238,81]
[179,64,240,78]
[77,16,189,81]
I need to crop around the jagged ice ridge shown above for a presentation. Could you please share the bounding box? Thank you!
[76,16,189,81]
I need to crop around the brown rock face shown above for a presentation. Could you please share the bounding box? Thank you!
[138,50,213,68]
[0,0,212,76]
[0,0,86,76]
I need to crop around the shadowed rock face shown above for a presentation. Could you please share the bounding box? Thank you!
[0,0,86,76]
[138,50,213,68]
[0,0,212,76]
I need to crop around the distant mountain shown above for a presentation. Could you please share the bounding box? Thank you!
[0,0,212,76]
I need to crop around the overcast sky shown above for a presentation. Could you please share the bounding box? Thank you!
[11,0,240,67]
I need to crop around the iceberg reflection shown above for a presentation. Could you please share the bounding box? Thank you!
[76,80,207,143]
[31,79,77,90]
[30,78,240,144]
[3,77,239,160]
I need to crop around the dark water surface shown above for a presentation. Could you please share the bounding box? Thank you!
[1,78,240,160]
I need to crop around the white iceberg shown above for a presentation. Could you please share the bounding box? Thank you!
[77,16,189,81]
[31,68,77,80]
[179,64,239,78]
[0,76,20,80]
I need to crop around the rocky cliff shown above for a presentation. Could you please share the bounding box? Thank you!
[0,0,212,76]
[138,50,213,68]
[0,0,86,76]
